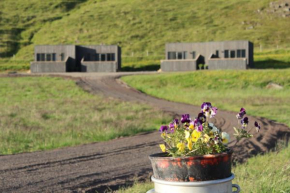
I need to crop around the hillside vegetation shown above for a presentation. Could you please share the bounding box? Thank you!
[1,0,290,70]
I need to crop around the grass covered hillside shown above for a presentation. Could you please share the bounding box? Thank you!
[1,0,290,69]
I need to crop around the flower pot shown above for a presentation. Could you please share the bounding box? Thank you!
[147,174,240,193]
[149,151,232,182]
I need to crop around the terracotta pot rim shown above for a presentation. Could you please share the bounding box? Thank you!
[149,149,232,160]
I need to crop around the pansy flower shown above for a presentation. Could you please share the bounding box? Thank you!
[177,142,185,152]
[241,117,249,129]
[188,120,195,130]
[197,124,203,132]
[221,132,230,144]
[254,121,261,132]
[159,144,166,152]
[197,112,206,123]
[191,130,201,142]
[203,134,210,143]
[201,102,218,118]
[193,118,203,132]
[236,108,246,119]
[201,102,212,112]
[181,114,191,123]
[159,125,169,133]
[210,107,218,118]
[169,119,179,132]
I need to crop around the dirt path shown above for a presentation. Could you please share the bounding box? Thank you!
[0,72,289,193]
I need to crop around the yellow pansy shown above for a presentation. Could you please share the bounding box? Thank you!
[191,130,201,142]
[159,144,166,152]
[188,122,195,130]
[203,134,210,143]
[177,142,185,152]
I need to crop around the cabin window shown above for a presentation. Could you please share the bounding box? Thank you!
[107,53,115,61]
[216,50,219,58]
[107,53,111,61]
[241,50,246,58]
[95,54,99,61]
[52,53,56,61]
[230,50,235,58]
[177,52,183,59]
[36,54,41,61]
[168,51,187,60]
[101,54,106,61]
[46,54,51,61]
[237,50,241,58]
[168,52,176,60]
[38,53,45,61]
[224,50,229,58]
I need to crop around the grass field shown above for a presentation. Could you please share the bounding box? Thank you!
[0,76,170,155]
[119,143,290,193]
[122,69,290,127]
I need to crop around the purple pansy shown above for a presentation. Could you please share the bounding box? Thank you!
[201,102,212,112]
[193,116,204,132]
[254,121,261,132]
[169,119,179,132]
[236,108,246,119]
[159,125,169,133]
[169,119,179,128]
[197,112,206,123]
[181,114,191,123]
[241,117,249,128]
[210,107,218,118]
[197,124,203,132]
[201,102,218,118]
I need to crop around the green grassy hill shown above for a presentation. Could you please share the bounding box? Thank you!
[1,0,290,70]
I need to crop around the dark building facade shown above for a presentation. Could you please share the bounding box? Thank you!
[161,40,254,71]
[31,45,121,73]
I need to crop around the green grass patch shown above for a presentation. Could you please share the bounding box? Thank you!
[122,69,290,127]
[0,76,171,155]
[0,59,30,72]
[232,143,290,192]
[119,144,290,193]
[254,49,290,69]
